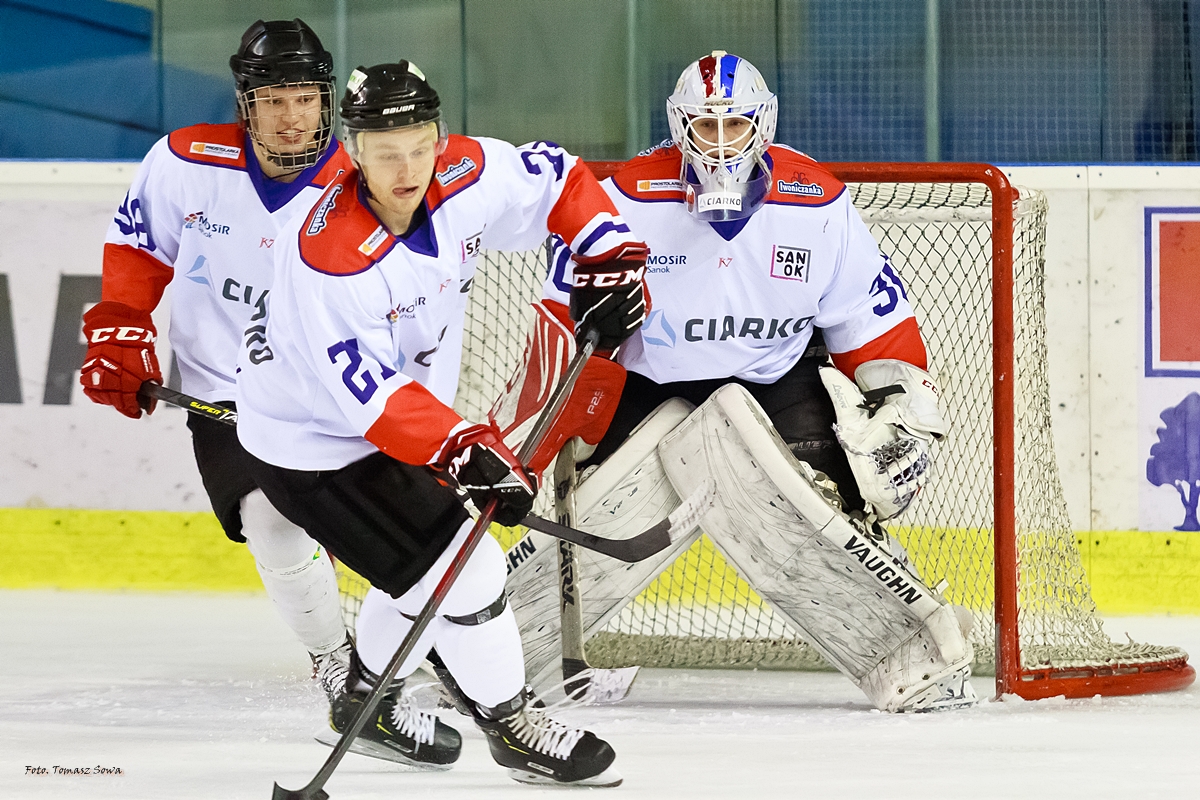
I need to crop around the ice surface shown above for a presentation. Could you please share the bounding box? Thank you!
[2,590,1197,799]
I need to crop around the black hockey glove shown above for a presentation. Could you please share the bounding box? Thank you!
[435,423,537,527]
[569,243,650,350]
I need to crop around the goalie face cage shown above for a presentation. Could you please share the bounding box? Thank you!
[337,161,1193,701]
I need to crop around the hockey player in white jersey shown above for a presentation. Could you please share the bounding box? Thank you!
[79,19,359,717]
[509,51,977,713]
[235,61,647,784]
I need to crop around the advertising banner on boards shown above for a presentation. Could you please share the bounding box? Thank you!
[1141,208,1200,532]
[0,167,204,512]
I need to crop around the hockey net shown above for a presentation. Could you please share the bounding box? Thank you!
[339,161,1193,700]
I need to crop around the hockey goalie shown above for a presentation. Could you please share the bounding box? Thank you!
[501,50,976,713]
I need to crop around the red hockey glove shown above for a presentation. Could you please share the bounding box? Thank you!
[570,243,650,350]
[435,423,538,527]
[80,301,161,419]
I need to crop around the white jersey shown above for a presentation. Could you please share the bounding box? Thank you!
[542,143,922,384]
[237,135,641,471]
[102,123,352,402]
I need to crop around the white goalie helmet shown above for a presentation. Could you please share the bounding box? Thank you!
[667,50,778,221]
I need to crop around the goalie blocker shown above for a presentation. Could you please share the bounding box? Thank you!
[507,381,976,712]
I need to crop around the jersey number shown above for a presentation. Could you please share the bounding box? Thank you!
[521,142,566,180]
[870,260,908,317]
[328,338,396,404]
[114,192,157,252]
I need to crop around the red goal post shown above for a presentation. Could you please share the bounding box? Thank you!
[581,159,1193,700]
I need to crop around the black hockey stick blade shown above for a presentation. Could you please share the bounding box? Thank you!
[137,381,238,425]
[518,478,716,562]
[519,513,667,562]
[272,784,327,800]
[270,333,600,800]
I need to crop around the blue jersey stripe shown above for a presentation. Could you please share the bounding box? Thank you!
[576,220,632,255]
[550,236,573,294]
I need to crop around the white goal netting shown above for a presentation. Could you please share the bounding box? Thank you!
[339,172,1189,688]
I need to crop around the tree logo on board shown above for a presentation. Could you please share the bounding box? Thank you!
[1147,392,1200,530]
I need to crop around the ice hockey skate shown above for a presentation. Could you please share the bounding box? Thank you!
[475,690,621,787]
[316,681,462,769]
[309,636,354,705]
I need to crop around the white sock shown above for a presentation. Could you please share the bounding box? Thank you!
[241,489,347,655]
[434,605,525,707]
[356,520,525,706]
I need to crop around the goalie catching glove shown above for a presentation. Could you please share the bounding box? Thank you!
[820,359,946,520]
[434,422,538,527]
[570,243,650,350]
[79,300,162,419]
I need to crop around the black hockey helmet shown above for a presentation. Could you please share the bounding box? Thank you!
[340,62,448,161]
[341,61,444,129]
[230,19,333,92]
[230,19,336,174]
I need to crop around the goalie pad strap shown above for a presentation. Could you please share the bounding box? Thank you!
[854,359,945,440]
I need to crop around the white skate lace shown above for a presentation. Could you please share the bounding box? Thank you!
[501,680,594,760]
[311,641,352,700]
[503,706,586,760]
[388,684,438,746]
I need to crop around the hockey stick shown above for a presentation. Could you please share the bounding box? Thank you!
[521,496,709,563]
[556,439,589,694]
[271,329,600,800]
[138,381,238,424]
[555,439,640,702]
[136,380,705,564]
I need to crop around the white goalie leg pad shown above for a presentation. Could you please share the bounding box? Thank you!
[657,384,975,712]
[505,398,698,691]
[241,489,347,655]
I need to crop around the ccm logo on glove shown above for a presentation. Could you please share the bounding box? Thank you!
[87,326,157,344]
[572,266,646,289]
[79,300,162,419]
